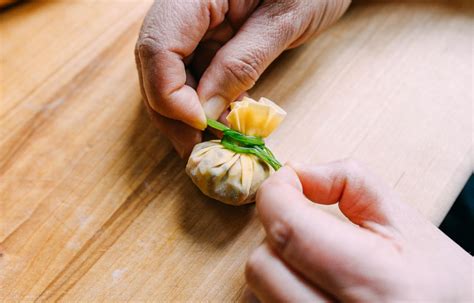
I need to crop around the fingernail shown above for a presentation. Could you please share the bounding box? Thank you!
[269,221,289,252]
[191,107,208,131]
[203,96,227,120]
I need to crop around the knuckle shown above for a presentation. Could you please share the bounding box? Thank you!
[262,0,302,36]
[268,219,292,252]
[264,0,300,17]
[136,36,162,58]
[221,56,261,89]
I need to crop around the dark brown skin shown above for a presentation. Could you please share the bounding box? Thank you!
[135,0,351,157]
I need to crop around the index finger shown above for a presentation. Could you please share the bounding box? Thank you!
[289,160,403,229]
[256,166,401,298]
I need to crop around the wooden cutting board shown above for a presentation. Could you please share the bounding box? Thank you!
[1,1,472,301]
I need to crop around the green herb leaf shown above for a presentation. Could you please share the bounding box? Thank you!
[207,118,282,170]
[206,118,229,132]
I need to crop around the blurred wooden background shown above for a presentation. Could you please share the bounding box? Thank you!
[1,0,472,301]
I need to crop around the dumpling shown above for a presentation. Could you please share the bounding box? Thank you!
[186,140,271,205]
[186,97,286,205]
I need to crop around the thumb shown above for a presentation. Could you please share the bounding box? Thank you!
[197,2,310,119]
[289,160,404,231]
[256,165,400,298]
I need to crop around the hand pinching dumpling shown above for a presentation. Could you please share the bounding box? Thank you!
[186,97,286,205]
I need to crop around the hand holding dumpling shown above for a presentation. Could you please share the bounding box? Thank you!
[135,0,350,157]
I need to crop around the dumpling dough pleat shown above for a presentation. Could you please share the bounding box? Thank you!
[226,96,286,138]
[186,140,272,205]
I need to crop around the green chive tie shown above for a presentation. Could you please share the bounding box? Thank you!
[207,118,282,170]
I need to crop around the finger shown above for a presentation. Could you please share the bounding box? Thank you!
[256,166,399,297]
[245,242,332,303]
[288,160,402,228]
[136,0,229,129]
[227,0,260,29]
[241,288,259,303]
[144,100,201,159]
[197,1,312,119]
[198,0,352,118]
[136,43,201,158]
[288,0,351,49]
[191,1,259,80]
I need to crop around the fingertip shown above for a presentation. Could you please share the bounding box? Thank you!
[269,165,302,191]
[241,288,259,303]
[286,162,339,204]
[257,177,300,210]
[169,139,185,159]
[256,174,308,236]
[288,160,400,227]
[256,166,303,215]
[170,86,208,130]
[287,161,321,182]
[190,106,208,131]
[180,131,202,159]
[171,140,194,159]
[147,110,202,159]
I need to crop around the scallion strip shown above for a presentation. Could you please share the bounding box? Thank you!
[207,118,282,170]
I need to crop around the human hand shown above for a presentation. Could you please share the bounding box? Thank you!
[245,160,472,302]
[135,0,351,157]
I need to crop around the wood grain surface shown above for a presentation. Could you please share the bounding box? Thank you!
[1,1,472,301]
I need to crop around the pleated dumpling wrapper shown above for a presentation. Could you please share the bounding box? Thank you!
[226,97,286,137]
[186,97,286,205]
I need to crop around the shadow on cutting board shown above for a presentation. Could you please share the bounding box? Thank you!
[176,180,255,248]
[123,102,254,250]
